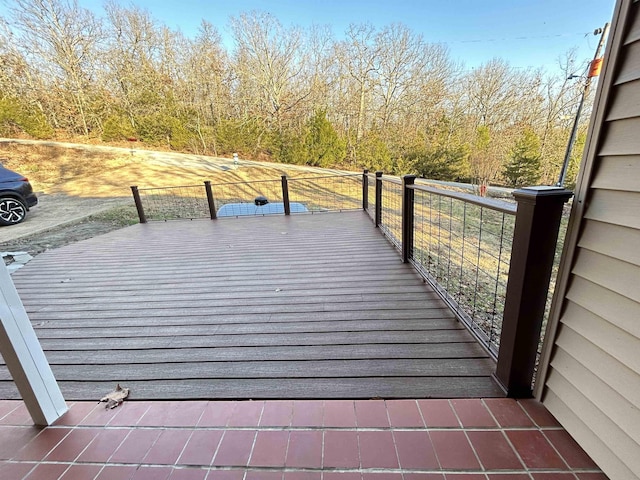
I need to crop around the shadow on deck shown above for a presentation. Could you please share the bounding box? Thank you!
[0,211,503,400]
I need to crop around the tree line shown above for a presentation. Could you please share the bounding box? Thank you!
[0,0,595,187]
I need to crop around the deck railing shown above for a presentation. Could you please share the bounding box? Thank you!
[366,173,572,397]
[131,173,361,221]
[132,169,571,397]
[287,173,362,212]
[131,184,210,222]
[377,176,403,251]
[365,171,376,222]
[410,184,516,355]
[366,174,516,354]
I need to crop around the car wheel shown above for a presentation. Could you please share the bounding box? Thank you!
[0,197,27,226]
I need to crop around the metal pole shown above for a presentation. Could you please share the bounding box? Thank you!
[362,169,369,211]
[401,175,417,263]
[204,181,217,220]
[130,186,147,224]
[557,23,610,187]
[375,171,383,228]
[281,175,291,216]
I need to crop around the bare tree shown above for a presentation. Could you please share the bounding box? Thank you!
[0,18,38,103]
[0,3,597,174]
[333,23,380,161]
[103,1,163,126]
[536,51,588,183]
[373,24,429,130]
[230,11,309,131]
[5,0,102,135]
[463,58,534,129]
[181,20,231,153]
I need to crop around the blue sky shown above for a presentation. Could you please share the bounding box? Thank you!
[2,0,616,73]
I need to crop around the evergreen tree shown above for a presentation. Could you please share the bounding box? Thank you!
[357,132,393,173]
[304,110,346,167]
[0,97,53,139]
[407,144,469,181]
[503,128,542,187]
[563,131,586,190]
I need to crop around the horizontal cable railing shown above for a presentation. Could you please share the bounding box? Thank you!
[287,173,361,212]
[409,184,516,356]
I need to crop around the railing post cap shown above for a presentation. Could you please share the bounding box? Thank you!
[403,174,417,184]
[512,186,573,203]
[375,171,383,177]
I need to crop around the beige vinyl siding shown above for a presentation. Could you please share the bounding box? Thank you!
[577,219,640,265]
[591,155,640,192]
[583,189,640,228]
[612,41,640,85]
[623,2,640,44]
[565,276,640,338]
[543,387,637,480]
[598,117,640,154]
[606,81,640,121]
[555,322,639,410]
[540,0,640,478]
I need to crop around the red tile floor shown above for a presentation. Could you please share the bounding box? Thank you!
[0,398,608,479]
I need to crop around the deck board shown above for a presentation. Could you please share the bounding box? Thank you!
[0,211,502,399]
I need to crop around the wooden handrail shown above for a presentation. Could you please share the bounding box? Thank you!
[410,183,516,215]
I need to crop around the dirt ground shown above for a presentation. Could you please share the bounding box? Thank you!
[0,193,132,243]
[0,197,137,255]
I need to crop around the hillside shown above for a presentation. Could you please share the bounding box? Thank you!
[0,139,336,197]
[0,139,351,253]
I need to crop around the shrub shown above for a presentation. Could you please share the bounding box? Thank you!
[0,97,53,139]
[102,114,137,142]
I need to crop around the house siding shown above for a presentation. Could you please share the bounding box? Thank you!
[539,0,640,479]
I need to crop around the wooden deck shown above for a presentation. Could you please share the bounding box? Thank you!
[0,211,503,400]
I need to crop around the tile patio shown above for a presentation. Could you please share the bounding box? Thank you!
[0,398,608,479]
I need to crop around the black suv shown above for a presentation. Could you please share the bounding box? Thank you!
[0,163,38,226]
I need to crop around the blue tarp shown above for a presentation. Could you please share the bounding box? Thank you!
[217,202,308,217]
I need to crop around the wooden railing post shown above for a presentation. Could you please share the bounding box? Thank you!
[402,175,417,263]
[281,175,291,215]
[375,171,383,227]
[130,186,147,224]
[204,181,217,220]
[362,169,369,210]
[495,186,573,397]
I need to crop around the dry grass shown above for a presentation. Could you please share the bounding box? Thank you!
[0,142,334,198]
[0,143,127,192]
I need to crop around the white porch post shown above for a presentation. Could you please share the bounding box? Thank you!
[0,262,67,426]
